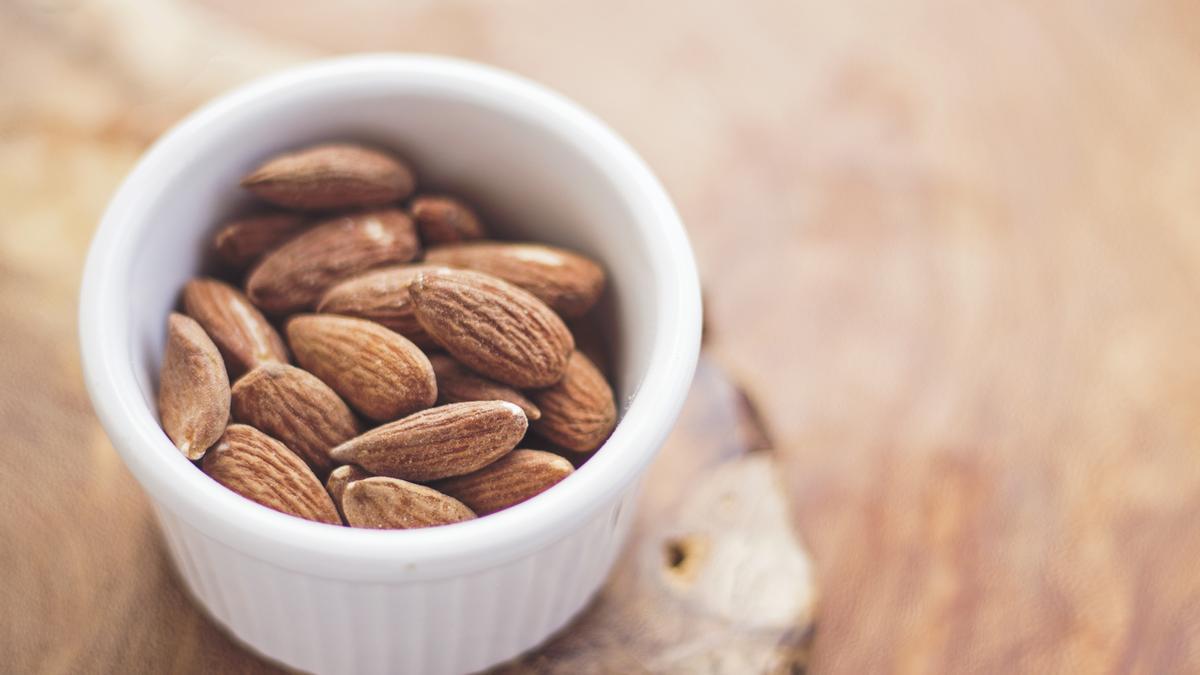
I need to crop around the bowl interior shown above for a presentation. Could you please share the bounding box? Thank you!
[129,84,656,412]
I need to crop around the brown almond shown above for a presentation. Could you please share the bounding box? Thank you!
[287,314,436,422]
[425,242,605,318]
[241,143,415,210]
[246,208,420,314]
[428,353,540,421]
[316,264,447,348]
[202,424,341,525]
[326,464,372,518]
[330,401,527,481]
[230,363,360,476]
[213,212,307,269]
[182,278,289,377]
[410,269,573,388]
[158,313,230,460]
[531,351,616,452]
[409,195,486,245]
[342,477,475,530]
[433,449,573,516]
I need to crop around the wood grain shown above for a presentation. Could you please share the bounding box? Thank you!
[5,0,1200,671]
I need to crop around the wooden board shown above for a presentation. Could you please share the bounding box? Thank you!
[4,0,1200,671]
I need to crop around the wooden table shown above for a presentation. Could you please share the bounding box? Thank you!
[5,0,1200,671]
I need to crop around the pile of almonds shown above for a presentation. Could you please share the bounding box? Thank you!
[157,142,617,529]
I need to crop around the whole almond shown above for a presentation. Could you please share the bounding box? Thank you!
[531,351,616,452]
[409,195,486,245]
[213,212,307,269]
[425,242,605,318]
[342,477,475,530]
[246,208,420,314]
[326,464,372,517]
[410,269,574,388]
[330,401,527,481]
[428,353,541,421]
[433,449,573,516]
[230,362,360,476]
[182,278,289,377]
[316,264,447,348]
[158,313,230,460]
[241,143,415,210]
[202,424,341,525]
[287,314,436,422]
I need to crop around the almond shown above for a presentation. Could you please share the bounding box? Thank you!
[342,477,475,530]
[230,363,360,476]
[428,353,541,421]
[409,195,486,245]
[330,401,527,481]
[246,208,420,314]
[201,424,341,525]
[326,464,372,517]
[316,264,447,348]
[433,449,573,516]
[241,143,415,210]
[286,314,436,422]
[409,269,573,388]
[158,313,230,460]
[182,278,289,377]
[530,351,616,452]
[213,212,307,269]
[425,242,605,318]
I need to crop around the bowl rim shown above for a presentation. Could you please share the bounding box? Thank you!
[79,54,701,581]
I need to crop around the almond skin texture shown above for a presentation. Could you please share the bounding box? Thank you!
[433,449,573,516]
[330,401,527,481]
[230,363,360,476]
[241,143,415,210]
[425,241,605,318]
[410,269,574,388]
[342,477,475,530]
[326,464,372,517]
[213,212,307,269]
[287,314,437,422]
[316,264,447,348]
[409,195,486,245]
[246,208,420,314]
[202,424,341,525]
[158,313,230,460]
[531,351,617,452]
[182,278,289,377]
[428,353,541,421]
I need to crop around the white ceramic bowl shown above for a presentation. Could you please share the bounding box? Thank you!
[79,55,700,674]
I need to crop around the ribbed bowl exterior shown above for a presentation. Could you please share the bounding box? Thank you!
[153,485,640,675]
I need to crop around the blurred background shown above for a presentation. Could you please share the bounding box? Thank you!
[5,0,1200,672]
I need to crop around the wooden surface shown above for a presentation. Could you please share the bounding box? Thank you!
[5,0,1200,672]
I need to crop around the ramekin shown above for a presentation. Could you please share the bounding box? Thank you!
[78,55,700,674]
